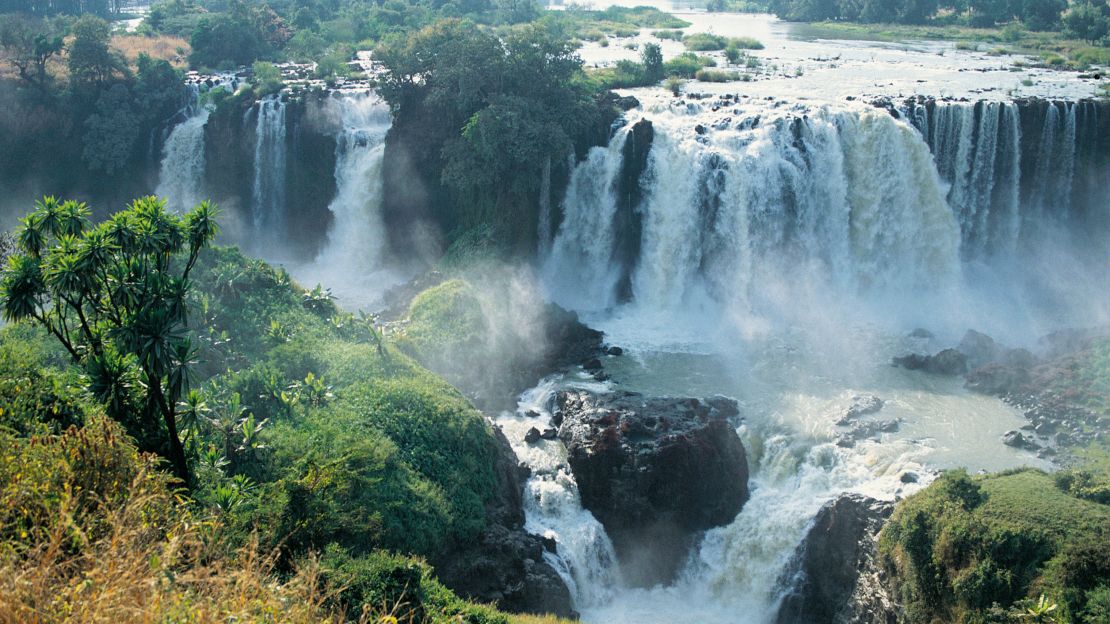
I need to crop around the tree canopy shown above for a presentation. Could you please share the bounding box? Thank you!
[0,196,219,482]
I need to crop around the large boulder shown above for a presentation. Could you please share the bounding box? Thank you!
[433,427,574,618]
[957,330,1005,370]
[776,495,897,624]
[554,390,749,586]
[893,348,968,376]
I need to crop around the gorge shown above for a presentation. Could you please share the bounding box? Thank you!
[2,5,1108,624]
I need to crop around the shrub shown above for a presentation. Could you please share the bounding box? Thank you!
[695,68,739,82]
[683,32,728,51]
[664,52,715,77]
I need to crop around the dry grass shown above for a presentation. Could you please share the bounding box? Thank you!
[0,418,365,624]
[111,34,191,69]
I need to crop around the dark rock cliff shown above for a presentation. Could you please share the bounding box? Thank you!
[554,390,749,587]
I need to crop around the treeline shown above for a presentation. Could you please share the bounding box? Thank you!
[0,0,133,17]
[145,0,543,71]
[0,12,187,205]
[736,0,1110,34]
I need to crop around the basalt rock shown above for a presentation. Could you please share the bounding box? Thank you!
[433,427,574,618]
[893,348,968,376]
[554,390,749,586]
[776,495,897,624]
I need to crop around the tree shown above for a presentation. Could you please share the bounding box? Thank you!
[642,42,664,81]
[82,84,140,174]
[0,14,63,91]
[67,14,127,90]
[1020,0,1067,30]
[0,196,220,483]
[1064,1,1110,42]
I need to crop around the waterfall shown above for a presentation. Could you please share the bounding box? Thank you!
[546,103,961,314]
[498,381,622,610]
[314,94,392,272]
[156,109,210,213]
[543,127,630,312]
[156,83,207,213]
[919,101,1023,259]
[251,95,288,238]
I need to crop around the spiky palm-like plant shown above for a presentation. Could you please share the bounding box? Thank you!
[0,196,219,484]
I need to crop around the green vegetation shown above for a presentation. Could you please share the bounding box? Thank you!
[663,51,719,77]
[683,32,765,51]
[374,18,611,253]
[880,468,1110,624]
[0,197,530,621]
[695,67,742,81]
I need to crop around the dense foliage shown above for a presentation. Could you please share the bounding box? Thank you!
[375,18,607,252]
[0,12,189,206]
[1,196,218,482]
[880,468,1110,623]
[0,195,524,619]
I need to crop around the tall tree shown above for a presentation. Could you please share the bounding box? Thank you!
[0,14,63,91]
[0,196,219,483]
[67,14,127,90]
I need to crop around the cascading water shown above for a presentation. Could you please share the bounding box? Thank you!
[289,92,400,310]
[496,381,622,610]
[545,101,962,317]
[157,125,209,212]
[156,83,208,213]
[251,95,288,240]
[526,93,1103,623]
[315,94,391,271]
[542,128,631,312]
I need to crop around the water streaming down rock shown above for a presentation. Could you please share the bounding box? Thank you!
[156,115,210,212]
[545,102,962,314]
[542,127,631,312]
[251,95,288,241]
[531,95,1109,623]
[498,381,623,610]
[314,94,392,272]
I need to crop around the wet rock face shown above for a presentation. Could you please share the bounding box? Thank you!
[433,427,574,618]
[776,495,897,624]
[893,348,969,376]
[554,390,749,586]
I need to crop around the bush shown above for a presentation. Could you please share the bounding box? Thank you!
[320,546,509,623]
[695,68,739,82]
[664,52,715,77]
[880,468,1110,623]
[683,32,728,50]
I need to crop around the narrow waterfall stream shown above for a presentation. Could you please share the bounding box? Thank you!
[291,93,400,310]
[250,95,288,244]
[156,84,208,213]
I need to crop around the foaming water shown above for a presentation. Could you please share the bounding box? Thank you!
[526,92,1079,623]
[291,93,402,310]
[156,108,210,213]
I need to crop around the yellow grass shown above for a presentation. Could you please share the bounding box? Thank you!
[111,34,191,69]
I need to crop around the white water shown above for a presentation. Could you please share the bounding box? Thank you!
[251,95,288,241]
[525,91,1104,623]
[291,93,400,310]
[156,109,210,213]
[542,129,630,312]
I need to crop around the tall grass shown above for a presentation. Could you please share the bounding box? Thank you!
[0,418,359,624]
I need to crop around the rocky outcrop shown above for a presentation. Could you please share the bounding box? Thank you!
[893,348,968,376]
[614,118,653,303]
[776,495,897,624]
[554,390,749,586]
[433,427,574,618]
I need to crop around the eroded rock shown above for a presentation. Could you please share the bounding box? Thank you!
[555,390,749,586]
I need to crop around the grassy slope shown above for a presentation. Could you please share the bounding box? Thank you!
[881,469,1110,623]
[0,246,531,623]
